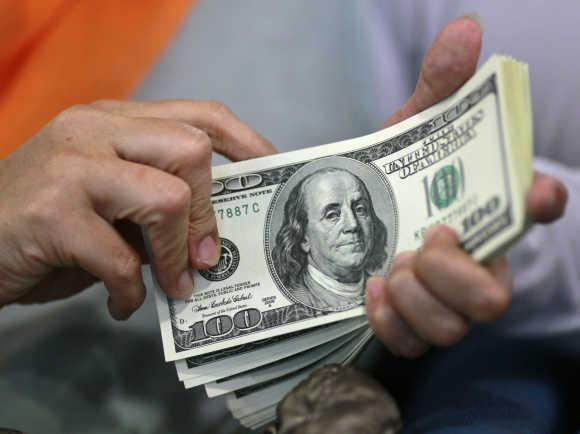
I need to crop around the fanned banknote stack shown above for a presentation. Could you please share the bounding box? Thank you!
[149,55,533,429]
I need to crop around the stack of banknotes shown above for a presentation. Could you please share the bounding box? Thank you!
[149,55,532,429]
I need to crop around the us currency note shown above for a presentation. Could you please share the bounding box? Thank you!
[155,55,531,362]
[227,329,374,422]
[233,332,374,431]
[176,315,366,385]
[203,328,365,397]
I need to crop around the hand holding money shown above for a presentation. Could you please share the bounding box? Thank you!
[0,100,274,317]
[367,16,507,358]
[364,16,567,358]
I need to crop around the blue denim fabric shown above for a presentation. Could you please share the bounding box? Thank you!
[358,327,576,434]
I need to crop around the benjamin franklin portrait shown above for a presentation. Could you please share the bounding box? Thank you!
[269,157,396,312]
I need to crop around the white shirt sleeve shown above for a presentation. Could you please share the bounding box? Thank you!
[495,157,580,337]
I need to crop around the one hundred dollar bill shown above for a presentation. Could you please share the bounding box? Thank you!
[154,55,532,362]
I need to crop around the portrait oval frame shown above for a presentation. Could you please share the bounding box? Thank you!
[264,156,399,312]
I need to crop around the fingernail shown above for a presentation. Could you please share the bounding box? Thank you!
[177,269,193,297]
[196,235,220,267]
[366,277,384,302]
[461,13,484,32]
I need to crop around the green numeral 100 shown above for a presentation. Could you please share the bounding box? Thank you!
[422,158,465,218]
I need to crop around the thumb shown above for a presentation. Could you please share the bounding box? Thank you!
[385,15,482,127]
[526,171,568,224]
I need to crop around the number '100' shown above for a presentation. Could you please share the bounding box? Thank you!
[188,308,262,341]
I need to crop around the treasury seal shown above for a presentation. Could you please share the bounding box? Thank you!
[199,238,240,281]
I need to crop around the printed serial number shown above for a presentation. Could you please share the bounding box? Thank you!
[216,203,260,219]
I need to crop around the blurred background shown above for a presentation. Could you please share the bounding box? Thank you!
[1,1,579,433]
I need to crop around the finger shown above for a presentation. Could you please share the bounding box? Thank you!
[388,268,470,346]
[91,99,277,160]
[421,225,460,249]
[385,15,482,127]
[486,256,512,290]
[14,269,98,304]
[366,276,429,358]
[96,116,221,269]
[422,225,512,290]
[389,251,416,273]
[415,244,511,323]
[60,212,146,320]
[114,219,148,262]
[527,171,568,223]
[88,159,193,299]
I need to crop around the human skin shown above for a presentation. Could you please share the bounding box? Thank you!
[0,100,275,319]
[301,171,373,283]
[364,15,568,357]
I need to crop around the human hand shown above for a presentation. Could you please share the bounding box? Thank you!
[365,15,567,357]
[0,100,275,319]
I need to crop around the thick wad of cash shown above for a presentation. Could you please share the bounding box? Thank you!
[149,55,532,429]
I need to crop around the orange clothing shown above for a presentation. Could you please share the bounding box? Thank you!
[0,0,195,159]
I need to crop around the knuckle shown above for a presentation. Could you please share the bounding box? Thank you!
[156,178,191,216]
[178,127,212,166]
[416,247,443,273]
[416,246,462,283]
[192,129,213,157]
[46,105,105,151]
[24,184,71,230]
[387,269,412,303]
[471,287,511,322]
[90,99,121,111]
[431,318,468,346]
[52,104,96,128]
[206,100,233,137]
[385,275,401,304]
[111,250,141,285]
[434,225,458,243]
[188,201,215,235]
[206,100,233,120]
[18,241,48,270]
[196,100,236,153]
